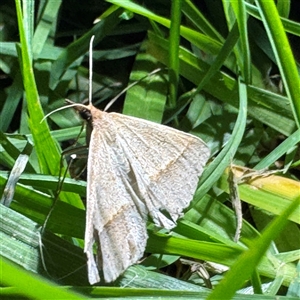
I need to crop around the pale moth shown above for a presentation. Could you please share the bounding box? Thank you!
[66,36,210,284]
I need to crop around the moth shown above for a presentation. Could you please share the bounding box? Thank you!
[69,101,210,284]
[64,37,210,284]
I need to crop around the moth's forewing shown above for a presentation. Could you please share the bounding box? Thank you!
[75,104,210,284]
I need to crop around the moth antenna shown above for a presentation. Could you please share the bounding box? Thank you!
[40,102,87,123]
[42,38,95,123]
[104,67,163,111]
[89,35,95,106]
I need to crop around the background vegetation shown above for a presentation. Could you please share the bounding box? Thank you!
[0,0,299,299]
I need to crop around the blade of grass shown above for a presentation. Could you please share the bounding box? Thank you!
[254,128,300,170]
[15,0,83,208]
[32,0,62,58]
[245,2,300,37]
[168,0,181,109]
[0,172,86,195]
[15,0,62,175]
[147,229,295,287]
[1,204,88,286]
[147,231,244,267]
[22,0,34,61]
[193,78,248,201]
[194,22,239,93]
[287,260,300,297]
[49,7,122,90]
[182,0,224,42]
[255,0,300,128]
[122,47,168,123]
[183,194,261,244]
[0,174,85,238]
[207,196,300,299]
[147,32,296,136]
[0,257,87,299]
[106,0,223,56]
[0,72,23,132]
[230,0,251,83]
[1,141,33,206]
[276,0,291,18]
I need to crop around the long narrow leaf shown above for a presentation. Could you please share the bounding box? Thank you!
[255,0,300,128]
[15,0,62,175]
[207,196,300,299]
[168,0,181,108]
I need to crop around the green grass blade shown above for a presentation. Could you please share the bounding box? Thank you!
[254,128,300,170]
[1,140,32,206]
[230,0,251,83]
[107,0,223,55]
[182,0,224,41]
[0,257,87,299]
[148,32,296,135]
[49,8,122,90]
[207,196,300,300]
[255,0,300,128]
[32,0,62,58]
[15,0,61,175]
[21,0,34,61]
[0,72,23,132]
[168,0,181,108]
[0,173,85,238]
[122,46,168,123]
[276,0,291,18]
[245,2,300,37]
[287,260,300,297]
[147,231,244,267]
[195,78,247,200]
[15,0,83,208]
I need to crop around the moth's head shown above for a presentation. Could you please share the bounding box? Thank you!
[64,99,94,144]
[79,109,92,122]
[65,99,93,122]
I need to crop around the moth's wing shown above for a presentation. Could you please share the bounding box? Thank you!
[84,108,209,284]
[84,122,148,284]
[110,113,210,229]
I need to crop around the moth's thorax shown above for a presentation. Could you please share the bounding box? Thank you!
[88,105,108,129]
